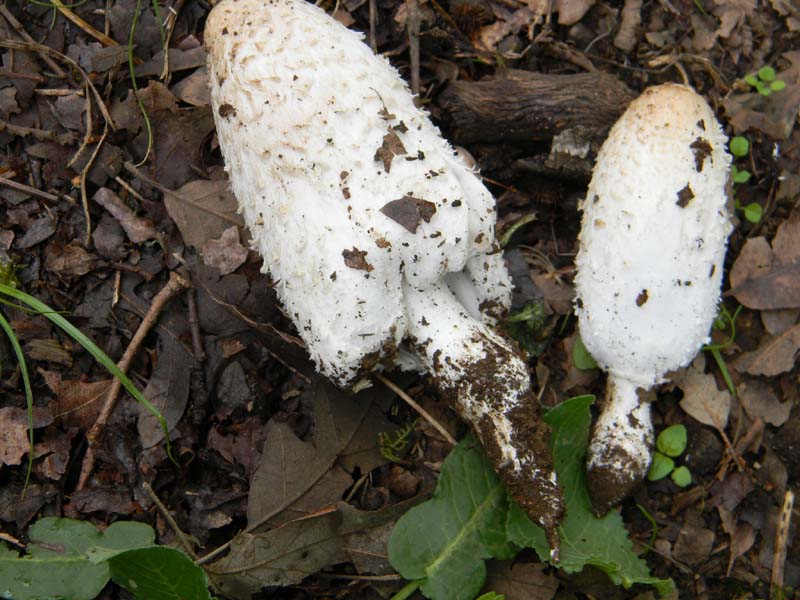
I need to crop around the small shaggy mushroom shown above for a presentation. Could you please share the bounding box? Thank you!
[574,84,732,514]
[205,0,563,545]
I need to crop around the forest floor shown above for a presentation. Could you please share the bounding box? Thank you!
[1,0,799,598]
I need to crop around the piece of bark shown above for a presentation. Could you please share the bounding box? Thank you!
[438,70,635,145]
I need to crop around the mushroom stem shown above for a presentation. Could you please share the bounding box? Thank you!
[586,376,654,515]
[404,279,564,550]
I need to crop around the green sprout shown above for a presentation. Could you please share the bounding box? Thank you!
[379,419,417,463]
[505,299,550,356]
[573,334,598,370]
[728,136,762,224]
[744,66,786,97]
[647,424,691,487]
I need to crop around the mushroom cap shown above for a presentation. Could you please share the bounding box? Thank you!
[205,0,511,386]
[574,83,732,388]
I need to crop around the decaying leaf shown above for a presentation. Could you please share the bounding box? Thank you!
[202,226,249,275]
[733,323,800,376]
[163,179,244,250]
[137,334,194,448]
[737,379,791,427]
[0,407,53,466]
[41,369,111,431]
[208,501,414,596]
[247,379,397,527]
[677,357,731,431]
[93,187,160,244]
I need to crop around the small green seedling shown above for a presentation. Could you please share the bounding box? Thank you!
[728,136,762,224]
[647,424,692,488]
[505,299,550,356]
[744,66,786,96]
[379,419,417,463]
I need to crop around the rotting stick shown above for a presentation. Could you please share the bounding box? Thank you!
[77,271,191,490]
[0,175,59,202]
[771,490,794,598]
[142,482,197,559]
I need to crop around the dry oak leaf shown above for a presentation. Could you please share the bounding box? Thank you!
[678,357,731,431]
[0,406,53,466]
[733,323,800,377]
[202,226,249,275]
[737,379,791,427]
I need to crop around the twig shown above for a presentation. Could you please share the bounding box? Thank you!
[407,0,421,96]
[142,482,198,559]
[0,5,66,77]
[77,271,191,490]
[160,0,187,81]
[368,0,377,52]
[0,175,59,202]
[771,490,794,599]
[77,125,108,246]
[373,372,456,446]
[0,68,44,82]
[0,120,77,145]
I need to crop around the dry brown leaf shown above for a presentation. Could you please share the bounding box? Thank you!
[733,323,800,376]
[202,226,249,275]
[484,561,559,599]
[170,67,211,107]
[138,334,193,448]
[713,0,755,38]
[164,179,244,250]
[737,379,791,426]
[41,369,111,431]
[247,379,397,527]
[557,0,595,25]
[94,187,159,243]
[614,0,642,52]
[0,406,53,466]
[678,358,731,431]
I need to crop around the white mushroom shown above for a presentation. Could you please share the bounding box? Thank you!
[205,0,563,544]
[574,84,732,513]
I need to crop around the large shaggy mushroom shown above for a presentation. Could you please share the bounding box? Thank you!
[205,0,563,546]
[574,84,732,514]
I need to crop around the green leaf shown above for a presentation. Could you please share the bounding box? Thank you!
[388,437,515,600]
[744,73,759,86]
[656,424,687,458]
[732,166,751,184]
[573,336,598,370]
[475,593,505,600]
[108,547,211,600]
[729,136,749,157]
[0,518,155,600]
[507,396,674,594]
[743,202,763,223]
[771,80,786,92]
[758,66,776,82]
[647,452,674,481]
[671,466,692,488]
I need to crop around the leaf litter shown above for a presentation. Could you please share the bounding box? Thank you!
[1,0,800,598]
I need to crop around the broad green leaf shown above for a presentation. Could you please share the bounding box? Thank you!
[671,466,692,488]
[729,136,749,157]
[744,73,759,86]
[758,66,776,82]
[507,396,674,595]
[656,424,687,458]
[743,202,763,223]
[647,452,674,481]
[770,80,786,92]
[388,437,515,600]
[0,518,155,600]
[0,544,108,600]
[109,547,211,600]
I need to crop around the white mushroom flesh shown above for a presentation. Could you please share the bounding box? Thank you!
[205,0,563,543]
[574,83,732,513]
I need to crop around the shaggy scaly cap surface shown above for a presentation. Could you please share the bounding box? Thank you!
[574,83,732,513]
[205,0,510,387]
